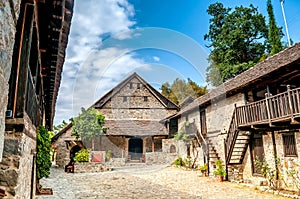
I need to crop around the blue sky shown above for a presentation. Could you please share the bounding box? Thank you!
[54,0,300,125]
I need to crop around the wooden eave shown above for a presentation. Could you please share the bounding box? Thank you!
[35,0,74,129]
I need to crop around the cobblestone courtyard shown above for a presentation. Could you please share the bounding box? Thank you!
[36,165,288,199]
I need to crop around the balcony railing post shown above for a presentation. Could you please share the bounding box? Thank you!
[234,104,238,127]
[265,93,272,126]
[287,85,294,118]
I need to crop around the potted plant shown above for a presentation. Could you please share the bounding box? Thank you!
[213,159,226,182]
[199,163,208,176]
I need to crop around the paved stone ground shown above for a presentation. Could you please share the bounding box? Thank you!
[36,164,288,199]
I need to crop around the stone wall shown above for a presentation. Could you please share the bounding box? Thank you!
[206,92,245,136]
[74,162,112,173]
[52,127,74,167]
[98,77,177,120]
[161,139,204,167]
[105,158,126,167]
[205,93,245,163]
[1,114,36,198]
[236,131,300,191]
[145,152,177,165]
[96,136,125,158]
[0,0,21,162]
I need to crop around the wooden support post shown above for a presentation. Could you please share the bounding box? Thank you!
[287,85,295,122]
[151,137,155,152]
[234,104,238,127]
[265,93,272,126]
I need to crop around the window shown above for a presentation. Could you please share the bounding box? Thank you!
[123,96,127,102]
[143,96,148,102]
[137,83,141,89]
[282,133,297,157]
[129,83,133,89]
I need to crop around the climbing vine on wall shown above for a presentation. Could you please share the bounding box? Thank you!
[36,126,52,181]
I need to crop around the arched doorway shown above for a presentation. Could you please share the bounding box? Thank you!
[70,145,81,162]
[128,138,143,160]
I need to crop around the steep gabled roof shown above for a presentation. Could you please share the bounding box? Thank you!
[92,72,179,110]
[51,123,72,143]
[174,42,300,117]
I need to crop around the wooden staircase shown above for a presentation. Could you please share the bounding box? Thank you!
[225,86,300,165]
[224,108,249,165]
[207,139,220,166]
[227,131,251,164]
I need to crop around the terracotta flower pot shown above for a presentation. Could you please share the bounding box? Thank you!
[218,175,223,182]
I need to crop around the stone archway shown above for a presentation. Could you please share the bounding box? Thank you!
[70,145,81,162]
[128,138,143,160]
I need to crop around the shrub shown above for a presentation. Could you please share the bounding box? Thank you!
[105,150,111,161]
[74,149,89,162]
[174,157,185,166]
[36,126,52,181]
[184,156,193,168]
[213,159,226,177]
[199,163,208,172]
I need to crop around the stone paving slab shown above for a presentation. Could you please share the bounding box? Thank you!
[36,165,288,199]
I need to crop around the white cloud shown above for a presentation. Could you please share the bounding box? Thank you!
[54,0,137,125]
[153,56,160,62]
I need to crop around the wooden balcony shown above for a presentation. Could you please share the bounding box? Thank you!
[225,86,300,165]
[236,86,300,128]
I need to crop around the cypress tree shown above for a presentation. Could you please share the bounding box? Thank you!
[267,0,283,55]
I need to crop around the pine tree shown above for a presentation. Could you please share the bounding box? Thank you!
[267,0,283,55]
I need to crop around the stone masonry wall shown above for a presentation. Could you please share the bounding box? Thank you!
[237,131,300,190]
[97,136,125,158]
[0,0,21,162]
[98,77,177,120]
[205,93,245,163]
[161,139,204,167]
[145,152,177,165]
[74,162,112,173]
[1,114,36,198]
[53,127,74,167]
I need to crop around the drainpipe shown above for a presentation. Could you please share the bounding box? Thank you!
[271,131,278,181]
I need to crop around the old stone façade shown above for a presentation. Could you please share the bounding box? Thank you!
[166,43,300,192]
[0,0,74,198]
[52,73,179,167]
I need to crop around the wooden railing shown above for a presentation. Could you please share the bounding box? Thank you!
[225,108,239,164]
[26,71,39,126]
[225,86,300,164]
[236,86,300,126]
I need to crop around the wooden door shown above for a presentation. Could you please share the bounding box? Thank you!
[251,134,265,175]
[200,110,207,137]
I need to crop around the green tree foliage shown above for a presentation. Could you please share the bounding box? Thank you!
[267,0,283,55]
[53,120,68,134]
[36,126,52,181]
[160,78,207,104]
[204,3,268,86]
[173,121,191,141]
[71,107,107,149]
